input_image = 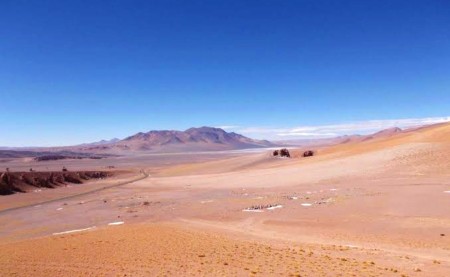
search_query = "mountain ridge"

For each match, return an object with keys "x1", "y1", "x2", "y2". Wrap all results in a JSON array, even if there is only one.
[{"x1": 79, "y1": 126, "x2": 274, "y2": 152}]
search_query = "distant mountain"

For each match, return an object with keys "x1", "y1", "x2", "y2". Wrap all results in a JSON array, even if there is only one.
[
  {"x1": 276, "y1": 127, "x2": 404, "y2": 147},
  {"x1": 339, "y1": 127, "x2": 403, "y2": 143},
  {"x1": 77, "y1": 127, "x2": 274, "y2": 152},
  {"x1": 77, "y1": 138, "x2": 120, "y2": 147},
  {"x1": 365, "y1": 127, "x2": 402, "y2": 140}
]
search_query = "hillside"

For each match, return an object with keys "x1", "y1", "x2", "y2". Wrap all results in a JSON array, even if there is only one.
[
  {"x1": 282, "y1": 122, "x2": 450, "y2": 177},
  {"x1": 318, "y1": 122, "x2": 450, "y2": 155}
]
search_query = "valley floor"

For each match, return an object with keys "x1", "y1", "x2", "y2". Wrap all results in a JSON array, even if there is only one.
[{"x1": 1, "y1": 125, "x2": 450, "y2": 276}]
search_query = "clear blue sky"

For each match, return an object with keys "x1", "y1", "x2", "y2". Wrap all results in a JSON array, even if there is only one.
[{"x1": 1, "y1": 0, "x2": 449, "y2": 146}]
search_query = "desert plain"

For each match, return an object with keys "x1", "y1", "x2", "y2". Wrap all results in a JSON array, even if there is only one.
[{"x1": 1, "y1": 123, "x2": 449, "y2": 276}]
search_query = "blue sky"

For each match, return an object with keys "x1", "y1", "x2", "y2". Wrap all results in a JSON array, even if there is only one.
[{"x1": 1, "y1": 0, "x2": 449, "y2": 146}]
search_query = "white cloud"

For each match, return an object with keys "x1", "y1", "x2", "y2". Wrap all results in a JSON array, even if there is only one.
[{"x1": 222, "y1": 116, "x2": 450, "y2": 140}]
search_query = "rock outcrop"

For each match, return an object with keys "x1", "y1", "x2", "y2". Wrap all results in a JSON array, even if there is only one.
[
  {"x1": 0, "y1": 171, "x2": 111, "y2": 195},
  {"x1": 273, "y1": 148, "x2": 291, "y2": 158}
]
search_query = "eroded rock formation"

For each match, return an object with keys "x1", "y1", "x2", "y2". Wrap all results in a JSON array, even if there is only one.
[{"x1": 0, "y1": 171, "x2": 111, "y2": 195}]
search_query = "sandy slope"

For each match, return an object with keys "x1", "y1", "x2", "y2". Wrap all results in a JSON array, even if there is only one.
[
  {"x1": 0, "y1": 123, "x2": 449, "y2": 276},
  {"x1": 0, "y1": 223, "x2": 416, "y2": 277}
]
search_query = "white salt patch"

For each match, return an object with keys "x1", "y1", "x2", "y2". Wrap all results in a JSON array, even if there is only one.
[
  {"x1": 267, "y1": 205, "x2": 283, "y2": 210},
  {"x1": 330, "y1": 188, "x2": 338, "y2": 191},
  {"x1": 56, "y1": 208, "x2": 63, "y2": 211},
  {"x1": 243, "y1": 209, "x2": 264, "y2": 213},
  {"x1": 34, "y1": 205, "x2": 41, "y2": 208},
  {"x1": 108, "y1": 221, "x2": 124, "y2": 226},
  {"x1": 301, "y1": 203, "x2": 312, "y2": 207},
  {"x1": 290, "y1": 196, "x2": 298, "y2": 200},
  {"x1": 306, "y1": 191, "x2": 312, "y2": 194},
  {"x1": 444, "y1": 191, "x2": 450, "y2": 193},
  {"x1": 53, "y1": 226, "x2": 96, "y2": 235},
  {"x1": 200, "y1": 200, "x2": 214, "y2": 204}
]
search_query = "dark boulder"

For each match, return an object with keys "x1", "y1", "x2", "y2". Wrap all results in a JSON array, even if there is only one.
[
  {"x1": 280, "y1": 148, "x2": 291, "y2": 157},
  {"x1": 273, "y1": 148, "x2": 290, "y2": 158},
  {"x1": 303, "y1": 150, "x2": 314, "y2": 157}
]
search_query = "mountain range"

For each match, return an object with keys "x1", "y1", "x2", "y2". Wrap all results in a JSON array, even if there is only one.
[
  {"x1": 277, "y1": 127, "x2": 404, "y2": 147},
  {"x1": 76, "y1": 126, "x2": 274, "y2": 153},
  {"x1": 0, "y1": 125, "x2": 431, "y2": 157}
]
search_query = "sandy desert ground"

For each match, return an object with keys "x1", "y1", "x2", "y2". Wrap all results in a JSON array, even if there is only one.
[{"x1": 1, "y1": 123, "x2": 450, "y2": 276}]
